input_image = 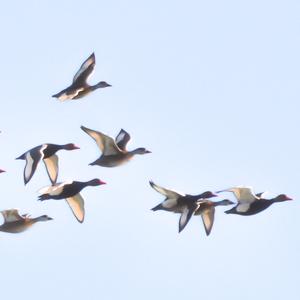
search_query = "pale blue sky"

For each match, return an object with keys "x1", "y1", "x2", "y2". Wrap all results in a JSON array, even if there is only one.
[{"x1": 0, "y1": 1, "x2": 299, "y2": 299}]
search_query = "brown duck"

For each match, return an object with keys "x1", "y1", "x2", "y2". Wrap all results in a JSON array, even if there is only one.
[
  {"x1": 0, "y1": 209, "x2": 52, "y2": 233},
  {"x1": 81, "y1": 126, "x2": 151, "y2": 167},
  {"x1": 52, "y1": 53, "x2": 111, "y2": 101}
]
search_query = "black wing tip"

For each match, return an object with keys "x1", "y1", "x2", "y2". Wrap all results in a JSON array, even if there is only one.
[{"x1": 149, "y1": 180, "x2": 155, "y2": 188}]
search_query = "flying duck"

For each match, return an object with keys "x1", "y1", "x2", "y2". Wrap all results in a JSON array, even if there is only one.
[
  {"x1": 0, "y1": 209, "x2": 52, "y2": 233},
  {"x1": 52, "y1": 53, "x2": 111, "y2": 101},
  {"x1": 38, "y1": 179, "x2": 106, "y2": 223},
  {"x1": 16, "y1": 143, "x2": 80, "y2": 185},
  {"x1": 81, "y1": 126, "x2": 151, "y2": 167},
  {"x1": 217, "y1": 186, "x2": 292, "y2": 216},
  {"x1": 149, "y1": 181, "x2": 219, "y2": 233}
]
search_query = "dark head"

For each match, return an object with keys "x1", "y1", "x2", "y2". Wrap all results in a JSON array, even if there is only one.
[
  {"x1": 132, "y1": 147, "x2": 152, "y2": 155},
  {"x1": 216, "y1": 199, "x2": 235, "y2": 206},
  {"x1": 273, "y1": 194, "x2": 293, "y2": 202},
  {"x1": 63, "y1": 143, "x2": 80, "y2": 151},
  {"x1": 96, "y1": 81, "x2": 112, "y2": 88},
  {"x1": 36, "y1": 215, "x2": 53, "y2": 222},
  {"x1": 199, "y1": 191, "x2": 218, "y2": 199},
  {"x1": 88, "y1": 178, "x2": 106, "y2": 186}
]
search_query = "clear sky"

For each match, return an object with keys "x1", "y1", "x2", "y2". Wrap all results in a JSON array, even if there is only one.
[{"x1": 0, "y1": 1, "x2": 299, "y2": 299}]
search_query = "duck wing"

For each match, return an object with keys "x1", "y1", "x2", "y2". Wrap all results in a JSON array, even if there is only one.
[
  {"x1": 81, "y1": 126, "x2": 121, "y2": 156},
  {"x1": 149, "y1": 181, "x2": 185, "y2": 199},
  {"x1": 200, "y1": 206, "x2": 215, "y2": 236},
  {"x1": 65, "y1": 193, "x2": 85, "y2": 223},
  {"x1": 38, "y1": 180, "x2": 73, "y2": 196},
  {"x1": 218, "y1": 187, "x2": 260, "y2": 213},
  {"x1": 23, "y1": 145, "x2": 47, "y2": 185},
  {"x1": 219, "y1": 187, "x2": 258, "y2": 203},
  {"x1": 178, "y1": 202, "x2": 199, "y2": 233},
  {"x1": 73, "y1": 53, "x2": 96, "y2": 85},
  {"x1": 1, "y1": 209, "x2": 24, "y2": 223},
  {"x1": 115, "y1": 129, "x2": 131, "y2": 151},
  {"x1": 43, "y1": 154, "x2": 59, "y2": 184}
]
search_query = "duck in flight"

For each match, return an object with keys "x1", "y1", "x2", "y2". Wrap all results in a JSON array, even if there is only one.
[
  {"x1": 16, "y1": 143, "x2": 80, "y2": 185},
  {"x1": 52, "y1": 53, "x2": 111, "y2": 101},
  {"x1": 38, "y1": 179, "x2": 106, "y2": 223},
  {"x1": 149, "y1": 181, "x2": 232, "y2": 234},
  {"x1": 217, "y1": 186, "x2": 292, "y2": 216},
  {"x1": 81, "y1": 126, "x2": 151, "y2": 167},
  {"x1": 0, "y1": 209, "x2": 52, "y2": 233}
]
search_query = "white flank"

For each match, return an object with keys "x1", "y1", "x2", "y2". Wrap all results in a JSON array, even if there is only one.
[
  {"x1": 25, "y1": 152, "x2": 34, "y2": 181},
  {"x1": 236, "y1": 203, "x2": 251, "y2": 213},
  {"x1": 38, "y1": 180, "x2": 73, "y2": 196}
]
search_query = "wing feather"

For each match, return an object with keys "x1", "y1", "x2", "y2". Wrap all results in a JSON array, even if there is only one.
[
  {"x1": 65, "y1": 194, "x2": 85, "y2": 223},
  {"x1": 81, "y1": 126, "x2": 120, "y2": 155}
]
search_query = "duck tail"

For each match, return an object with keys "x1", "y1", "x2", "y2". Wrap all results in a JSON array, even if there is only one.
[{"x1": 151, "y1": 203, "x2": 165, "y2": 211}]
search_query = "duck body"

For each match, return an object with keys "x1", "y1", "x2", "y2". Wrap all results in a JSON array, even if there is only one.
[
  {"x1": 225, "y1": 196, "x2": 291, "y2": 216},
  {"x1": 16, "y1": 143, "x2": 79, "y2": 185},
  {"x1": 81, "y1": 126, "x2": 151, "y2": 168},
  {"x1": 38, "y1": 179, "x2": 105, "y2": 200},
  {"x1": 38, "y1": 179, "x2": 106, "y2": 223},
  {"x1": 89, "y1": 152, "x2": 134, "y2": 168},
  {"x1": 52, "y1": 53, "x2": 111, "y2": 101},
  {"x1": 217, "y1": 187, "x2": 292, "y2": 216},
  {"x1": 0, "y1": 210, "x2": 52, "y2": 234}
]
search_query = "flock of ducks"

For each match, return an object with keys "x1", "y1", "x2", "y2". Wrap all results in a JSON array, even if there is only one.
[{"x1": 0, "y1": 53, "x2": 293, "y2": 236}]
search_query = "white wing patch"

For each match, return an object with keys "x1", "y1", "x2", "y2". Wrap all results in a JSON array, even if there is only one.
[
  {"x1": 24, "y1": 152, "x2": 34, "y2": 181},
  {"x1": 43, "y1": 154, "x2": 59, "y2": 184},
  {"x1": 38, "y1": 180, "x2": 73, "y2": 196},
  {"x1": 65, "y1": 194, "x2": 85, "y2": 223},
  {"x1": 222, "y1": 187, "x2": 257, "y2": 204}
]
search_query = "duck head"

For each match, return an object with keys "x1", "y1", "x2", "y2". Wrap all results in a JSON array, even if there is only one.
[
  {"x1": 273, "y1": 194, "x2": 293, "y2": 202},
  {"x1": 217, "y1": 199, "x2": 235, "y2": 206},
  {"x1": 36, "y1": 215, "x2": 53, "y2": 222},
  {"x1": 132, "y1": 148, "x2": 152, "y2": 155},
  {"x1": 88, "y1": 179, "x2": 107, "y2": 186},
  {"x1": 199, "y1": 191, "x2": 218, "y2": 199},
  {"x1": 64, "y1": 143, "x2": 80, "y2": 150},
  {"x1": 96, "y1": 81, "x2": 112, "y2": 88}
]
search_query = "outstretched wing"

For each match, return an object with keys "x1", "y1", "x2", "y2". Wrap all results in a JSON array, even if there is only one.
[
  {"x1": 178, "y1": 203, "x2": 199, "y2": 233},
  {"x1": 43, "y1": 154, "x2": 59, "y2": 184},
  {"x1": 65, "y1": 194, "x2": 85, "y2": 223},
  {"x1": 149, "y1": 181, "x2": 185, "y2": 199},
  {"x1": 23, "y1": 145, "x2": 46, "y2": 185},
  {"x1": 1, "y1": 209, "x2": 24, "y2": 223},
  {"x1": 200, "y1": 207, "x2": 215, "y2": 236},
  {"x1": 81, "y1": 125, "x2": 121, "y2": 155},
  {"x1": 115, "y1": 129, "x2": 131, "y2": 151},
  {"x1": 73, "y1": 53, "x2": 96, "y2": 84},
  {"x1": 219, "y1": 187, "x2": 257, "y2": 204}
]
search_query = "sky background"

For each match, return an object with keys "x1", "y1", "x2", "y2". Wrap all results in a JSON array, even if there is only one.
[{"x1": 0, "y1": 0, "x2": 299, "y2": 299}]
